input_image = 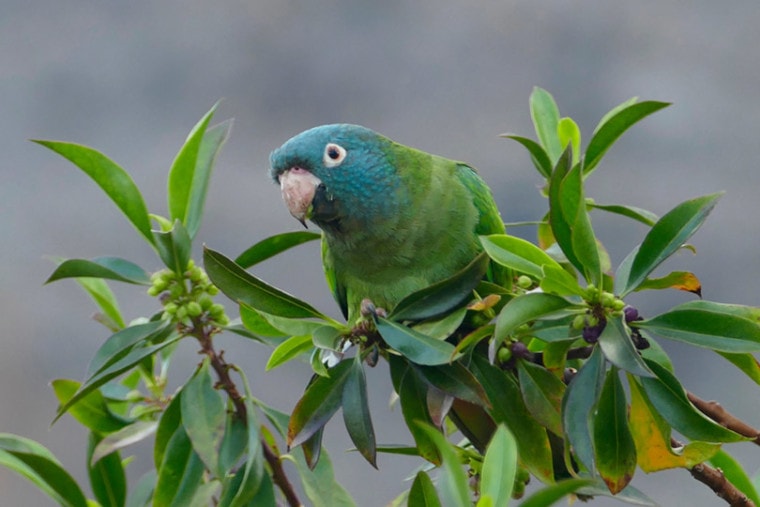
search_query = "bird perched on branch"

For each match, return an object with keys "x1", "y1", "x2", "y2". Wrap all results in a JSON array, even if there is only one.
[{"x1": 270, "y1": 124, "x2": 506, "y2": 322}]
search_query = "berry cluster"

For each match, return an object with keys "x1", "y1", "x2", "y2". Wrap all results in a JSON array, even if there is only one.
[{"x1": 147, "y1": 260, "x2": 229, "y2": 326}]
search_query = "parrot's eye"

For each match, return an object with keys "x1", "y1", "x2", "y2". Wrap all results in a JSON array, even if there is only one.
[{"x1": 323, "y1": 143, "x2": 347, "y2": 168}]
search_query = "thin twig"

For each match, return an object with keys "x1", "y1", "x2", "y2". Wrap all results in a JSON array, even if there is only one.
[
  {"x1": 192, "y1": 318, "x2": 302, "y2": 507},
  {"x1": 687, "y1": 391, "x2": 760, "y2": 445},
  {"x1": 689, "y1": 462, "x2": 755, "y2": 506}
]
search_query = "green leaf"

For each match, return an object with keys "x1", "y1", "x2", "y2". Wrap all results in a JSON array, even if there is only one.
[
  {"x1": 288, "y1": 359, "x2": 354, "y2": 448},
  {"x1": 188, "y1": 481, "x2": 221, "y2": 507},
  {"x1": 709, "y1": 450, "x2": 760, "y2": 506},
  {"x1": 235, "y1": 231, "x2": 321, "y2": 269},
  {"x1": 266, "y1": 334, "x2": 313, "y2": 370},
  {"x1": 494, "y1": 292, "x2": 577, "y2": 344},
  {"x1": 530, "y1": 87, "x2": 563, "y2": 163},
  {"x1": 598, "y1": 317, "x2": 653, "y2": 377},
  {"x1": 153, "y1": 220, "x2": 192, "y2": 274},
  {"x1": 561, "y1": 164, "x2": 601, "y2": 284},
  {"x1": 480, "y1": 425, "x2": 517, "y2": 506},
  {"x1": 717, "y1": 351, "x2": 760, "y2": 386},
  {"x1": 558, "y1": 116, "x2": 581, "y2": 165},
  {"x1": 501, "y1": 134, "x2": 552, "y2": 178},
  {"x1": 181, "y1": 358, "x2": 226, "y2": 476},
  {"x1": 155, "y1": 391, "x2": 183, "y2": 469},
  {"x1": 389, "y1": 252, "x2": 488, "y2": 321},
  {"x1": 518, "y1": 478, "x2": 596, "y2": 507},
  {"x1": 592, "y1": 97, "x2": 639, "y2": 134},
  {"x1": 470, "y1": 355, "x2": 553, "y2": 482},
  {"x1": 517, "y1": 360, "x2": 565, "y2": 436},
  {"x1": 547, "y1": 148, "x2": 584, "y2": 275},
  {"x1": 238, "y1": 304, "x2": 287, "y2": 338},
  {"x1": 390, "y1": 356, "x2": 440, "y2": 464},
  {"x1": 593, "y1": 367, "x2": 636, "y2": 494},
  {"x1": 588, "y1": 202, "x2": 658, "y2": 227},
  {"x1": 622, "y1": 193, "x2": 722, "y2": 295},
  {"x1": 635, "y1": 271, "x2": 702, "y2": 295},
  {"x1": 46, "y1": 257, "x2": 150, "y2": 285},
  {"x1": 88, "y1": 432, "x2": 127, "y2": 507},
  {"x1": 293, "y1": 447, "x2": 356, "y2": 507},
  {"x1": 51, "y1": 379, "x2": 131, "y2": 434},
  {"x1": 529, "y1": 315, "x2": 580, "y2": 343},
  {"x1": 376, "y1": 317, "x2": 458, "y2": 366},
  {"x1": 125, "y1": 470, "x2": 156, "y2": 507},
  {"x1": 0, "y1": 434, "x2": 88, "y2": 507},
  {"x1": 33, "y1": 140, "x2": 155, "y2": 247},
  {"x1": 167, "y1": 102, "x2": 219, "y2": 233},
  {"x1": 87, "y1": 320, "x2": 171, "y2": 377},
  {"x1": 184, "y1": 119, "x2": 233, "y2": 239},
  {"x1": 539, "y1": 264, "x2": 584, "y2": 297},
  {"x1": 74, "y1": 277, "x2": 125, "y2": 330},
  {"x1": 639, "y1": 359, "x2": 745, "y2": 442},
  {"x1": 584, "y1": 101, "x2": 671, "y2": 175},
  {"x1": 412, "y1": 307, "x2": 468, "y2": 341},
  {"x1": 408, "y1": 471, "x2": 442, "y2": 507},
  {"x1": 55, "y1": 333, "x2": 182, "y2": 424},
  {"x1": 153, "y1": 426, "x2": 205, "y2": 507},
  {"x1": 562, "y1": 346, "x2": 605, "y2": 473},
  {"x1": 91, "y1": 421, "x2": 158, "y2": 465},
  {"x1": 413, "y1": 362, "x2": 490, "y2": 408},
  {"x1": 204, "y1": 246, "x2": 328, "y2": 319},
  {"x1": 218, "y1": 416, "x2": 246, "y2": 476},
  {"x1": 635, "y1": 302, "x2": 760, "y2": 352},
  {"x1": 342, "y1": 356, "x2": 376, "y2": 467},
  {"x1": 418, "y1": 423, "x2": 471, "y2": 507},
  {"x1": 480, "y1": 234, "x2": 563, "y2": 279}
]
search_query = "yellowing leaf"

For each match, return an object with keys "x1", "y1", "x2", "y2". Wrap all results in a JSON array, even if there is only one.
[
  {"x1": 628, "y1": 375, "x2": 719, "y2": 472},
  {"x1": 637, "y1": 271, "x2": 702, "y2": 296}
]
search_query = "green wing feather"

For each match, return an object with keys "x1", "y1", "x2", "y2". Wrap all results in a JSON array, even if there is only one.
[{"x1": 321, "y1": 236, "x2": 348, "y2": 319}]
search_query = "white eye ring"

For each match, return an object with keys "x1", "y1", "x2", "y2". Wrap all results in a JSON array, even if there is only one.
[{"x1": 323, "y1": 143, "x2": 347, "y2": 167}]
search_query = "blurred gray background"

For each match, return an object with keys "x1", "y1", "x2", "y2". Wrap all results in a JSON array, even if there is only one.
[{"x1": 2, "y1": 1, "x2": 760, "y2": 505}]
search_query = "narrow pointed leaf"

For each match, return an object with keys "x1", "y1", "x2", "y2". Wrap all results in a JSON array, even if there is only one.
[
  {"x1": 635, "y1": 303, "x2": 760, "y2": 352},
  {"x1": 584, "y1": 101, "x2": 671, "y2": 175},
  {"x1": 182, "y1": 358, "x2": 226, "y2": 476},
  {"x1": 517, "y1": 360, "x2": 565, "y2": 436},
  {"x1": 125, "y1": 471, "x2": 156, "y2": 507},
  {"x1": 628, "y1": 376, "x2": 719, "y2": 472},
  {"x1": 561, "y1": 164, "x2": 601, "y2": 284},
  {"x1": 598, "y1": 317, "x2": 653, "y2": 377},
  {"x1": 530, "y1": 87, "x2": 563, "y2": 162},
  {"x1": 413, "y1": 362, "x2": 489, "y2": 408},
  {"x1": 501, "y1": 134, "x2": 552, "y2": 178},
  {"x1": 413, "y1": 306, "x2": 468, "y2": 341},
  {"x1": 562, "y1": 346, "x2": 605, "y2": 473},
  {"x1": 74, "y1": 277, "x2": 125, "y2": 330},
  {"x1": 539, "y1": 264, "x2": 584, "y2": 297},
  {"x1": 342, "y1": 356, "x2": 376, "y2": 467},
  {"x1": 266, "y1": 334, "x2": 313, "y2": 371},
  {"x1": 153, "y1": 220, "x2": 192, "y2": 273},
  {"x1": 471, "y1": 355, "x2": 553, "y2": 481},
  {"x1": 588, "y1": 202, "x2": 658, "y2": 226},
  {"x1": 288, "y1": 359, "x2": 353, "y2": 448},
  {"x1": 55, "y1": 333, "x2": 182, "y2": 423},
  {"x1": 408, "y1": 471, "x2": 442, "y2": 507},
  {"x1": 389, "y1": 252, "x2": 488, "y2": 321},
  {"x1": 91, "y1": 421, "x2": 158, "y2": 465},
  {"x1": 0, "y1": 434, "x2": 88, "y2": 507},
  {"x1": 167, "y1": 103, "x2": 218, "y2": 229},
  {"x1": 480, "y1": 234, "x2": 563, "y2": 279},
  {"x1": 46, "y1": 257, "x2": 150, "y2": 285},
  {"x1": 153, "y1": 426, "x2": 205, "y2": 507},
  {"x1": 709, "y1": 450, "x2": 760, "y2": 506},
  {"x1": 154, "y1": 391, "x2": 183, "y2": 469},
  {"x1": 639, "y1": 359, "x2": 745, "y2": 442},
  {"x1": 87, "y1": 320, "x2": 171, "y2": 377},
  {"x1": 593, "y1": 368, "x2": 636, "y2": 494},
  {"x1": 623, "y1": 193, "x2": 722, "y2": 295},
  {"x1": 376, "y1": 317, "x2": 458, "y2": 366},
  {"x1": 33, "y1": 140, "x2": 155, "y2": 246},
  {"x1": 548, "y1": 148, "x2": 584, "y2": 274},
  {"x1": 204, "y1": 246, "x2": 327, "y2": 319},
  {"x1": 52, "y1": 379, "x2": 131, "y2": 434},
  {"x1": 636, "y1": 271, "x2": 702, "y2": 296},
  {"x1": 519, "y1": 478, "x2": 596, "y2": 507},
  {"x1": 392, "y1": 358, "x2": 440, "y2": 464},
  {"x1": 185, "y1": 119, "x2": 232, "y2": 239},
  {"x1": 495, "y1": 292, "x2": 577, "y2": 343},
  {"x1": 88, "y1": 432, "x2": 127, "y2": 507},
  {"x1": 448, "y1": 399, "x2": 494, "y2": 452},
  {"x1": 418, "y1": 423, "x2": 471, "y2": 507},
  {"x1": 558, "y1": 116, "x2": 581, "y2": 164},
  {"x1": 235, "y1": 231, "x2": 321, "y2": 269},
  {"x1": 480, "y1": 425, "x2": 517, "y2": 506}
]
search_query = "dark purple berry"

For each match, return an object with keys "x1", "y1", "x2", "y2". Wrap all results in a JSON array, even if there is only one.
[
  {"x1": 510, "y1": 341, "x2": 530, "y2": 359},
  {"x1": 624, "y1": 305, "x2": 640, "y2": 323},
  {"x1": 582, "y1": 319, "x2": 607, "y2": 343}
]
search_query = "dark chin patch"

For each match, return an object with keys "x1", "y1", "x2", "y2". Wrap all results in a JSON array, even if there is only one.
[{"x1": 311, "y1": 183, "x2": 341, "y2": 227}]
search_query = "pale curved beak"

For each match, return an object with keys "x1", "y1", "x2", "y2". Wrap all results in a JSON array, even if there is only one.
[{"x1": 278, "y1": 167, "x2": 323, "y2": 227}]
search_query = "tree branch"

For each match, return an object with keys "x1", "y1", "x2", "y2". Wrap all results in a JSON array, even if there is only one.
[
  {"x1": 689, "y1": 462, "x2": 755, "y2": 507},
  {"x1": 193, "y1": 319, "x2": 302, "y2": 507},
  {"x1": 687, "y1": 391, "x2": 760, "y2": 445}
]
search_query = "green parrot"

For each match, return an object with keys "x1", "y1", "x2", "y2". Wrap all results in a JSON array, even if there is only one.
[{"x1": 269, "y1": 124, "x2": 506, "y2": 322}]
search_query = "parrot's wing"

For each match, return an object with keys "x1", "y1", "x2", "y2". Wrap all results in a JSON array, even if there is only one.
[
  {"x1": 321, "y1": 235, "x2": 349, "y2": 319},
  {"x1": 454, "y1": 163, "x2": 505, "y2": 236},
  {"x1": 455, "y1": 163, "x2": 509, "y2": 286}
]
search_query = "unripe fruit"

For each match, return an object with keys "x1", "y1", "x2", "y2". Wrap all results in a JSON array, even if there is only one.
[
  {"x1": 497, "y1": 346, "x2": 513, "y2": 363},
  {"x1": 517, "y1": 275, "x2": 533, "y2": 289},
  {"x1": 187, "y1": 301, "x2": 203, "y2": 317},
  {"x1": 572, "y1": 314, "x2": 586, "y2": 330}
]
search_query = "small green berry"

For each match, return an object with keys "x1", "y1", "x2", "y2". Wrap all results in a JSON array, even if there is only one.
[
  {"x1": 516, "y1": 275, "x2": 533, "y2": 289},
  {"x1": 176, "y1": 305, "x2": 188, "y2": 320},
  {"x1": 612, "y1": 298, "x2": 626, "y2": 311},
  {"x1": 187, "y1": 301, "x2": 203, "y2": 317},
  {"x1": 600, "y1": 292, "x2": 615, "y2": 308},
  {"x1": 199, "y1": 295, "x2": 214, "y2": 310},
  {"x1": 572, "y1": 314, "x2": 586, "y2": 330},
  {"x1": 210, "y1": 303, "x2": 225, "y2": 317},
  {"x1": 206, "y1": 285, "x2": 219, "y2": 296},
  {"x1": 497, "y1": 346, "x2": 513, "y2": 363},
  {"x1": 163, "y1": 302, "x2": 178, "y2": 315}
]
